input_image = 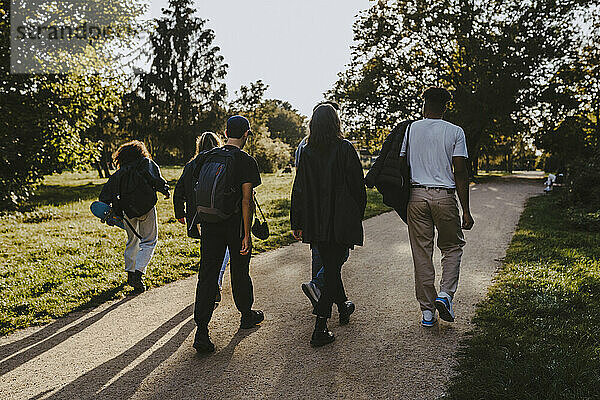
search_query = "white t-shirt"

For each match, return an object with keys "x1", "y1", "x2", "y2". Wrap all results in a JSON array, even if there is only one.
[{"x1": 399, "y1": 118, "x2": 468, "y2": 189}]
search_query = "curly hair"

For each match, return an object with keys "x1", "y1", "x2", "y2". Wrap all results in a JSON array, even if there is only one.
[{"x1": 113, "y1": 140, "x2": 151, "y2": 168}]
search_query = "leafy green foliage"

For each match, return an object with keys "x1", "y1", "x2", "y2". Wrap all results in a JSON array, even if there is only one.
[
  {"x1": 446, "y1": 194, "x2": 600, "y2": 400},
  {"x1": 331, "y1": 0, "x2": 597, "y2": 172}
]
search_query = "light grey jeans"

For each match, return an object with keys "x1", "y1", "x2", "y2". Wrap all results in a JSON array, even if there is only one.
[
  {"x1": 124, "y1": 207, "x2": 158, "y2": 274},
  {"x1": 407, "y1": 188, "x2": 466, "y2": 312}
]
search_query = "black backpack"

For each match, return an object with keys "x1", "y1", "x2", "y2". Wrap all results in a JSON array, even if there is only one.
[
  {"x1": 194, "y1": 147, "x2": 239, "y2": 223},
  {"x1": 117, "y1": 161, "x2": 157, "y2": 218}
]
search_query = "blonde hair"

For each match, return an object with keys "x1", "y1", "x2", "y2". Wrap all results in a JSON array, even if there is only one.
[{"x1": 195, "y1": 132, "x2": 222, "y2": 157}]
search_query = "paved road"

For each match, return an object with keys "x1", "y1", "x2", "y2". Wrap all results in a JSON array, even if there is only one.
[{"x1": 0, "y1": 177, "x2": 541, "y2": 400}]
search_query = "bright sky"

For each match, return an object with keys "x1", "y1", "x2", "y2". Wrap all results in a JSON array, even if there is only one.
[{"x1": 147, "y1": 0, "x2": 372, "y2": 116}]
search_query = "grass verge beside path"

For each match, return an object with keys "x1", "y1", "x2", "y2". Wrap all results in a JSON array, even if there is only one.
[
  {"x1": 0, "y1": 168, "x2": 391, "y2": 336},
  {"x1": 446, "y1": 194, "x2": 600, "y2": 400}
]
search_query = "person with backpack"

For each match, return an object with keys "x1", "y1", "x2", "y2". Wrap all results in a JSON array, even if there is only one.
[
  {"x1": 291, "y1": 104, "x2": 367, "y2": 347},
  {"x1": 180, "y1": 116, "x2": 264, "y2": 353},
  {"x1": 368, "y1": 87, "x2": 474, "y2": 327},
  {"x1": 99, "y1": 140, "x2": 170, "y2": 293},
  {"x1": 173, "y1": 132, "x2": 231, "y2": 307}
]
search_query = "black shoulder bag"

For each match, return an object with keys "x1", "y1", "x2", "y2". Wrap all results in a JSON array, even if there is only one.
[{"x1": 251, "y1": 194, "x2": 269, "y2": 240}]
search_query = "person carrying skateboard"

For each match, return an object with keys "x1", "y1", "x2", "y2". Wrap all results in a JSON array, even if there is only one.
[{"x1": 99, "y1": 140, "x2": 170, "y2": 293}]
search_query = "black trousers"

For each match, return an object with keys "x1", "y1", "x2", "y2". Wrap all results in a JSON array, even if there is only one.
[
  {"x1": 194, "y1": 217, "x2": 254, "y2": 331},
  {"x1": 313, "y1": 242, "x2": 349, "y2": 318}
]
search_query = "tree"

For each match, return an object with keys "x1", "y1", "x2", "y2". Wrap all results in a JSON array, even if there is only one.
[
  {"x1": 0, "y1": 0, "x2": 133, "y2": 208},
  {"x1": 331, "y1": 0, "x2": 597, "y2": 174},
  {"x1": 138, "y1": 0, "x2": 228, "y2": 161},
  {"x1": 230, "y1": 81, "x2": 294, "y2": 172}
]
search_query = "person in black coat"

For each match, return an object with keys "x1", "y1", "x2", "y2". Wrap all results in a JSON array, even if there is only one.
[{"x1": 291, "y1": 104, "x2": 367, "y2": 347}]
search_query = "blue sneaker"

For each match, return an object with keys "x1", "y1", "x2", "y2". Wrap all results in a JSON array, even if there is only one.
[
  {"x1": 435, "y1": 292, "x2": 455, "y2": 322},
  {"x1": 421, "y1": 310, "x2": 436, "y2": 327}
]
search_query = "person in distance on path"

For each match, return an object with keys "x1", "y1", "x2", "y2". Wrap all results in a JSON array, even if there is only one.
[
  {"x1": 398, "y1": 87, "x2": 474, "y2": 327},
  {"x1": 291, "y1": 104, "x2": 366, "y2": 347}
]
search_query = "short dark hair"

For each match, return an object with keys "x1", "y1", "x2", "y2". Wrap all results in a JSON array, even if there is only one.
[
  {"x1": 113, "y1": 140, "x2": 151, "y2": 168},
  {"x1": 422, "y1": 87, "x2": 452, "y2": 113},
  {"x1": 313, "y1": 100, "x2": 340, "y2": 112}
]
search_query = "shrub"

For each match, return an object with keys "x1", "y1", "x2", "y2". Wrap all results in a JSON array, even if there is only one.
[
  {"x1": 568, "y1": 152, "x2": 600, "y2": 212},
  {"x1": 247, "y1": 128, "x2": 292, "y2": 173}
]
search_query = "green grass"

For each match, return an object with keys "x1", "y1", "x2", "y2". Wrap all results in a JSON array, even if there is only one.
[
  {"x1": 445, "y1": 194, "x2": 600, "y2": 400},
  {"x1": 0, "y1": 168, "x2": 390, "y2": 336}
]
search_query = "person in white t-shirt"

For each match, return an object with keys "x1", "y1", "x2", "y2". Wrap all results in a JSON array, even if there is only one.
[{"x1": 398, "y1": 87, "x2": 474, "y2": 327}]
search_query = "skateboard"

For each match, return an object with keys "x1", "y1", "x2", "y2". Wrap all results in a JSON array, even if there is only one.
[{"x1": 90, "y1": 201, "x2": 126, "y2": 230}]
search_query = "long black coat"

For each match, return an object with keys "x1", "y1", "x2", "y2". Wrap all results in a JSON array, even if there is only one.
[{"x1": 291, "y1": 139, "x2": 367, "y2": 247}]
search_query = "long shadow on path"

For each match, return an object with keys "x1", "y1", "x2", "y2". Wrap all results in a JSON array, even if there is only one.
[
  {"x1": 42, "y1": 305, "x2": 195, "y2": 400},
  {"x1": 0, "y1": 294, "x2": 134, "y2": 376}
]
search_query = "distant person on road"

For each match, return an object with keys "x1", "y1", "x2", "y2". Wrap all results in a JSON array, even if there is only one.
[
  {"x1": 182, "y1": 116, "x2": 263, "y2": 353},
  {"x1": 397, "y1": 87, "x2": 474, "y2": 327},
  {"x1": 544, "y1": 173, "x2": 556, "y2": 193},
  {"x1": 291, "y1": 104, "x2": 366, "y2": 347},
  {"x1": 295, "y1": 101, "x2": 349, "y2": 310},
  {"x1": 99, "y1": 140, "x2": 170, "y2": 293},
  {"x1": 173, "y1": 132, "x2": 231, "y2": 308}
]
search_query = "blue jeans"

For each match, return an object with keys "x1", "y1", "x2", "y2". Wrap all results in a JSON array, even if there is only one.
[
  {"x1": 217, "y1": 247, "x2": 230, "y2": 288},
  {"x1": 310, "y1": 247, "x2": 349, "y2": 289}
]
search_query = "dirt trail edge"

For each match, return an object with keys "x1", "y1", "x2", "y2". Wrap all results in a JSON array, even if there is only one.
[{"x1": 0, "y1": 177, "x2": 540, "y2": 400}]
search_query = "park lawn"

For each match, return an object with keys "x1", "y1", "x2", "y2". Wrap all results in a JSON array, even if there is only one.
[
  {"x1": 445, "y1": 194, "x2": 600, "y2": 400},
  {"x1": 0, "y1": 168, "x2": 390, "y2": 336}
]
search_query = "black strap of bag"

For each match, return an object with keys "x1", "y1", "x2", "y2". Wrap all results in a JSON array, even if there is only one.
[{"x1": 117, "y1": 167, "x2": 143, "y2": 240}]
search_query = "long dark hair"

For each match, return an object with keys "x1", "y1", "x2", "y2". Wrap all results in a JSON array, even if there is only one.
[
  {"x1": 195, "y1": 132, "x2": 222, "y2": 157},
  {"x1": 307, "y1": 104, "x2": 343, "y2": 151},
  {"x1": 113, "y1": 140, "x2": 151, "y2": 168}
]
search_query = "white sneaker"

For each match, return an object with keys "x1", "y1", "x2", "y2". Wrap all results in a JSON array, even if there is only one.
[
  {"x1": 421, "y1": 310, "x2": 436, "y2": 327},
  {"x1": 435, "y1": 292, "x2": 455, "y2": 322}
]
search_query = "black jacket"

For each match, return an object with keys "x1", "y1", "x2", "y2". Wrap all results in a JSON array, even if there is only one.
[
  {"x1": 365, "y1": 120, "x2": 412, "y2": 223},
  {"x1": 291, "y1": 139, "x2": 367, "y2": 247},
  {"x1": 99, "y1": 157, "x2": 169, "y2": 211},
  {"x1": 173, "y1": 154, "x2": 203, "y2": 238}
]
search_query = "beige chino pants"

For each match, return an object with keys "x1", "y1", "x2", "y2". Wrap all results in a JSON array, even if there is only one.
[{"x1": 407, "y1": 187, "x2": 465, "y2": 312}]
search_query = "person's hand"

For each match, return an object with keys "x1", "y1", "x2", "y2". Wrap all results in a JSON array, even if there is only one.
[
  {"x1": 292, "y1": 230, "x2": 303, "y2": 241},
  {"x1": 462, "y1": 212, "x2": 474, "y2": 230},
  {"x1": 177, "y1": 217, "x2": 185, "y2": 225},
  {"x1": 240, "y1": 235, "x2": 252, "y2": 256}
]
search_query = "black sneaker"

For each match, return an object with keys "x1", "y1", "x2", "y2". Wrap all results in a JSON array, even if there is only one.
[
  {"x1": 126, "y1": 271, "x2": 134, "y2": 287},
  {"x1": 132, "y1": 270, "x2": 146, "y2": 293},
  {"x1": 301, "y1": 282, "x2": 320, "y2": 309},
  {"x1": 193, "y1": 329, "x2": 215, "y2": 353},
  {"x1": 240, "y1": 310, "x2": 264, "y2": 329},
  {"x1": 338, "y1": 301, "x2": 355, "y2": 325}
]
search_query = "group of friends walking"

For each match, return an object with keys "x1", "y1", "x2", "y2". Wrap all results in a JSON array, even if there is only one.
[{"x1": 98, "y1": 86, "x2": 474, "y2": 352}]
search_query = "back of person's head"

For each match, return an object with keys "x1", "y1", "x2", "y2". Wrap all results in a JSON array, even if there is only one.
[
  {"x1": 422, "y1": 86, "x2": 452, "y2": 115},
  {"x1": 308, "y1": 104, "x2": 343, "y2": 151},
  {"x1": 313, "y1": 100, "x2": 341, "y2": 113},
  {"x1": 195, "y1": 132, "x2": 222, "y2": 157},
  {"x1": 113, "y1": 140, "x2": 151, "y2": 168}
]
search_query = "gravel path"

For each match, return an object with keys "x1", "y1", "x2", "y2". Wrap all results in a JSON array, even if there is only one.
[{"x1": 0, "y1": 177, "x2": 541, "y2": 400}]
